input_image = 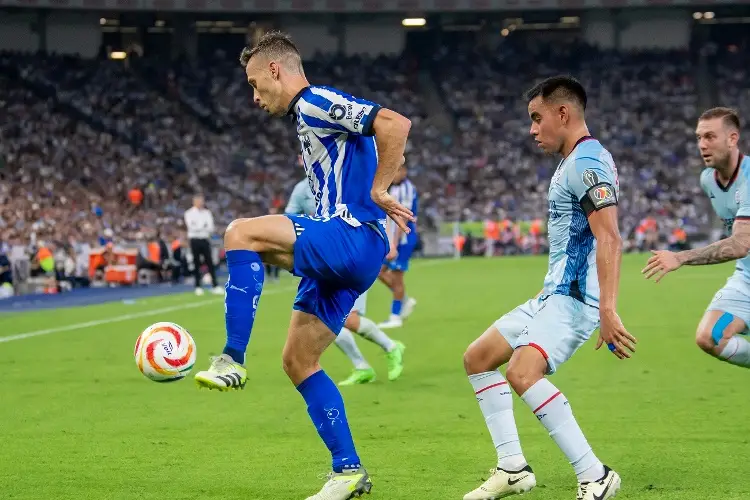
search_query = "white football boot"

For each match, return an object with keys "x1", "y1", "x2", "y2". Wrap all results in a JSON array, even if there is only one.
[
  {"x1": 305, "y1": 467, "x2": 372, "y2": 500},
  {"x1": 463, "y1": 465, "x2": 536, "y2": 500},
  {"x1": 576, "y1": 466, "x2": 621, "y2": 500}
]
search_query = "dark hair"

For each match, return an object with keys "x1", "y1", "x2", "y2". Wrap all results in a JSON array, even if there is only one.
[
  {"x1": 524, "y1": 75, "x2": 587, "y2": 110},
  {"x1": 699, "y1": 107, "x2": 741, "y2": 131},
  {"x1": 239, "y1": 30, "x2": 303, "y2": 72}
]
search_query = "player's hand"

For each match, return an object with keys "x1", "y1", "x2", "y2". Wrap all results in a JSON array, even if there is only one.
[
  {"x1": 596, "y1": 309, "x2": 637, "y2": 359},
  {"x1": 371, "y1": 190, "x2": 414, "y2": 234},
  {"x1": 386, "y1": 246, "x2": 398, "y2": 261},
  {"x1": 642, "y1": 250, "x2": 681, "y2": 283}
]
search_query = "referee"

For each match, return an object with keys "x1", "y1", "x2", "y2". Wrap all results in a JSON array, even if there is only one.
[{"x1": 184, "y1": 195, "x2": 221, "y2": 296}]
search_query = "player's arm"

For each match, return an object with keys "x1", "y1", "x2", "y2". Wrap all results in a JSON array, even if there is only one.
[
  {"x1": 371, "y1": 110, "x2": 414, "y2": 232},
  {"x1": 644, "y1": 173, "x2": 750, "y2": 280},
  {"x1": 206, "y1": 211, "x2": 216, "y2": 234},
  {"x1": 284, "y1": 183, "x2": 305, "y2": 215},
  {"x1": 573, "y1": 159, "x2": 636, "y2": 358}
]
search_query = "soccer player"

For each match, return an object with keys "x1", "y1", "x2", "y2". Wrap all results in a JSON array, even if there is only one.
[
  {"x1": 284, "y1": 166, "x2": 406, "y2": 386},
  {"x1": 378, "y1": 163, "x2": 419, "y2": 329},
  {"x1": 643, "y1": 107, "x2": 750, "y2": 369},
  {"x1": 335, "y1": 289, "x2": 406, "y2": 386},
  {"x1": 461, "y1": 76, "x2": 635, "y2": 500},
  {"x1": 193, "y1": 31, "x2": 414, "y2": 500}
]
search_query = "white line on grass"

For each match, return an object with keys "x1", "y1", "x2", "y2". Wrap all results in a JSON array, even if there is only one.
[
  {"x1": 0, "y1": 258, "x2": 454, "y2": 344},
  {"x1": 0, "y1": 286, "x2": 296, "y2": 344}
]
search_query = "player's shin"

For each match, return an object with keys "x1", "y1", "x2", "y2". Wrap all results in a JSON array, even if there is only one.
[
  {"x1": 521, "y1": 379, "x2": 605, "y2": 482},
  {"x1": 297, "y1": 370, "x2": 362, "y2": 472},
  {"x1": 335, "y1": 329, "x2": 372, "y2": 370},
  {"x1": 223, "y1": 250, "x2": 265, "y2": 364},
  {"x1": 469, "y1": 371, "x2": 527, "y2": 471},
  {"x1": 356, "y1": 317, "x2": 397, "y2": 352},
  {"x1": 718, "y1": 335, "x2": 750, "y2": 368}
]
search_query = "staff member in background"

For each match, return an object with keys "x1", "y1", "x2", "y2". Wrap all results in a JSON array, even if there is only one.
[{"x1": 184, "y1": 195, "x2": 222, "y2": 296}]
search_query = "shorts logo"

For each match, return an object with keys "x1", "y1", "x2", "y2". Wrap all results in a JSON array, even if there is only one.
[
  {"x1": 582, "y1": 169, "x2": 599, "y2": 188},
  {"x1": 328, "y1": 104, "x2": 346, "y2": 120}
]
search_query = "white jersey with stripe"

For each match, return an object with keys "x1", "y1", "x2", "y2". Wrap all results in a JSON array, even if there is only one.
[
  {"x1": 387, "y1": 178, "x2": 418, "y2": 245},
  {"x1": 700, "y1": 153, "x2": 750, "y2": 282},
  {"x1": 288, "y1": 85, "x2": 387, "y2": 230}
]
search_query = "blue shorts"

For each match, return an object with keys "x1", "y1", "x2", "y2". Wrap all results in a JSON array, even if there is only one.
[
  {"x1": 286, "y1": 214, "x2": 387, "y2": 335},
  {"x1": 385, "y1": 241, "x2": 416, "y2": 272}
]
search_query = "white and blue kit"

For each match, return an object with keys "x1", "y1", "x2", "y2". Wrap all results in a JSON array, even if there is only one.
[
  {"x1": 385, "y1": 179, "x2": 419, "y2": 271},
  {"x1": 701, "y1": 154, "x2": 750, "y2": 337},
  {"x1": 285, "y1": 175, "x2": 369, "y2": 318},
  {"x1": 285, "y1": 86, "x2": 388, "y2": 335},
  {"x1": 494, "y1": 137, "x2": 619, "y2": 374}
]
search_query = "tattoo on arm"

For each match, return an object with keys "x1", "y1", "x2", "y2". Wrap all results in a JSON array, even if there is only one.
[{"x1": 678, "y1": 221, "x2": 750, "y2": 266}]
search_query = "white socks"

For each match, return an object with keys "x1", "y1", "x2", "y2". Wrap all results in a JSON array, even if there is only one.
[
  {"x1": 356, "y1": 316, "x2": 397, "y2": 352},
  {"x1": 334, "y1": 329, "x2": 370, "y2": 370},
  {"x1": 469, "y1": 372, "x2": 527, "y2": 471},
  {"x1": 521, "y1": 378, "x2": 604, "y2": 483},
  {"x1": 719, "y1": 335, "x2": 750, "y2": 368}
]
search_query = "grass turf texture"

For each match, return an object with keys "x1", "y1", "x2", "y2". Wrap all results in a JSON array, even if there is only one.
[{"x1": 1, "y1": 254, "x2": 748, "y2": 500}]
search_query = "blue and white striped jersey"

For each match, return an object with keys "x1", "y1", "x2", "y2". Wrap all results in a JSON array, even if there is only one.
[
  {"x1": 388, "y1": 178, "x2": 418, "y2": 245},
  {"x1": 544, "y1": 137, "x2": 620, "y2": 308},
  {"x1": 700, "y1": 154, "x2": 750, "y2": 281},
  {"x1": 287, "y1": 86, "x2": 386, "y2": 229}
]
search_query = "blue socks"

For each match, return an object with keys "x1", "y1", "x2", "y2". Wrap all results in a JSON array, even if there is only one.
[
  {"x1": 223, "y1": 250, "x2": 264, "y2": 365},
  {"x1": 391, "y1": 299, "x2": 403, "y2": 316},
  {"x1": 297, "y1": 370, "x2": 361, "y2": 472}
]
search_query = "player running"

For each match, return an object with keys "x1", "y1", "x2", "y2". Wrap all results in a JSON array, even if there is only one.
[
  {"x1": 643, "y1": 107, "x2": 750, "y2": 369},
  {"x1": 335, "y1": 289, "x2": 406, "y2": 385},
  {"x1": 378, "y1": 163, "x2": 419, "y2": 329},
  {"x1": 284, "y1": 167, "x2": 406, "y2": 386},
  {"x1": 193, "y1": 31, "x2": 414, "y2": 500},
  {"x1": 461, "y1": 76, "x2": 634, "y2": 500}
]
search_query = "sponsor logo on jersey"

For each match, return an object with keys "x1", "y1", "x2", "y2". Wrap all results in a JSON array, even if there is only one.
[{"x1": 328, "y1": 104, "x2": 346, "y2": 120}]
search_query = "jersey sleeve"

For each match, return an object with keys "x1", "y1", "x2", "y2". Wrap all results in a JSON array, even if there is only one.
[
  {"x1": 568, "y1": 157, "x2": 618, "y2": 216},
  {"x1": 736, "y1": 176, "x2": 750, "y2": 219},
  {"x1": 285, "y1": 182, "x2": 310, "y2": 215},
  {"x1": 299, "y1": 87, "x2": 381, "y2": 136}
]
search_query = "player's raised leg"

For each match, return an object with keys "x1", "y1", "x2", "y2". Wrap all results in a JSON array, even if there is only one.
[
  {"x1": 462, "y1": 306, "x2": 536, "y2": 500},
  {"x1": 696, "y1": 308, "x2": 750, "y2": 367},
  {"x1": 195, "y1": 214, "x2": 296, "y2": 390}
]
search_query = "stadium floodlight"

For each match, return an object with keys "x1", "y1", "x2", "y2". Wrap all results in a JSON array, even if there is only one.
[
  {"x1": 704, "y1": 11, "x2": 715, "y2": 19},
  {"x1": 693, "y1": 12, "x2": 703, "y2": 19},
  {"x1": 501, "y1": 28, "x2": 510, "y2": 36},
  {"x1": 109, "y1": 51, "x2": 127, "y2": 60},
  {"x1": 100, "y1": 17, "x2": 107, "y2": 25},
  {"x1": 402, "y1": 18, "x2": 427, "y2": 27}
]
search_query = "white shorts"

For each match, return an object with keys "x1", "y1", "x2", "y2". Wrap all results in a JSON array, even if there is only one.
[
  {"x1": 707, "y1": 273, "x2": 750, "y2": 333},
  {"x1": 351, "y1": 290, "x2": 368, "y2": 315},
  {"x1": 493, "y1": 294, "x2": 600, "y2": 374}
]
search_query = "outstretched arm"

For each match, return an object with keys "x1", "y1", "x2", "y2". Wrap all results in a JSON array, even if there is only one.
[
  {"x1": 643, "y1": 220, "x2": 750, "y2": 282},
  {"x1": 677, "y1": 219, "x2": 750, "y2": 265}
]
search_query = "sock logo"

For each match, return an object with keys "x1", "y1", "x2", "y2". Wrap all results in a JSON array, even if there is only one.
[
  {"x1": 325, "y1": 407, "x2": 341, "y2": 422},
  {"x1": 252, "y1": 295, "x2": 259, "y2": 309},
  {"x1": 536, "y1": 413, "x2": 546, "y2": 421},
  {"x1": 229, "y1": 285, "x2": 249, "y2": 294},
  {"x1": 251, "y1": 263, "x2": 261, "y2": 272}
]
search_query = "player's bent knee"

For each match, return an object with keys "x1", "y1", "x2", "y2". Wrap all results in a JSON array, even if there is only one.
[{"x1": 695, "y1": 330, "x2": 716, "y2": 353}]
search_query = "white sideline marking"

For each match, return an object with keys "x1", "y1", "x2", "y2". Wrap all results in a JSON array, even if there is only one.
[
  {"x1": 0, "y1": 258, "x2": 453, "y2": 344},
  {"x1": 0, "y1": 287, "x2": 296, "y2": 344}
]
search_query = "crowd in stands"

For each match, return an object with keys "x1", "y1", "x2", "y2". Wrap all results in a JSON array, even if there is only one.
[{"x1": 1, "y1": 35, "x2": 746, "y2": 294}]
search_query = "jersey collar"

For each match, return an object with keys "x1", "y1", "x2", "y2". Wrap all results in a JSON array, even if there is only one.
[
  {"x1": 714, "y1": 152, "x2": 743, "y2": 192},
  {"x1": 286, "y1": 87, "x2": 309, "y2": 116},
  {"x1": 563, "y1": 136, "x2": 595, "y2": 161}
]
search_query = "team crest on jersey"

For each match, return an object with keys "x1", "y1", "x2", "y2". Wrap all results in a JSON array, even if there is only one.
[{"x1": 582, "y1": 169, "x2": 599, "y2": 188}]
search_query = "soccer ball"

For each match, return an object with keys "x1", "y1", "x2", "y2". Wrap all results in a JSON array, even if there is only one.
[{"x1": 134, "y1": 322, "x2": 197, "y2": 382}]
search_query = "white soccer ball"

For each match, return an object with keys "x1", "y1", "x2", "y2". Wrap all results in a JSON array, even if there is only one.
[{"x1": 134, "y1": 322, "x2": 197, "y2": 382}]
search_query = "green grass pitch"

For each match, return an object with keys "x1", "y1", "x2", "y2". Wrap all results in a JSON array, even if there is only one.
[{"x1": 1, "y1": 254, "x2": 749, "y2": 499}]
